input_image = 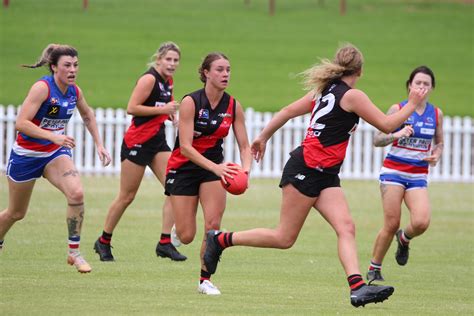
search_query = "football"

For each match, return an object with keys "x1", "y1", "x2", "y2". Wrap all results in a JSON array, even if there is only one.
[{"x1": 221, "y1": 164, "x2": 248, "y2": 195}]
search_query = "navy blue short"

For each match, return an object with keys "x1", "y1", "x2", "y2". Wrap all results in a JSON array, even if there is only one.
[
  {"x1": 165, "y1": 167, "x2": 220, "y2": 196},
  {"x1": 279, "y1": 153, "x2": 340, "y2": 198},
  {"x1": 121, "y1": 135, "x2": 170, "y2": 166},
  {"x1": 6, "y1": 148, "x2": 72, "y2": 182}
]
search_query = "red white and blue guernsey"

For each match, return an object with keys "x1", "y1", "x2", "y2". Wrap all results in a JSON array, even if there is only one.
[
  {"x1": 7, "y1": 75, "x2": 77, "y2": 182},
  {"x1": 380, "y1": 100, "x2": 439, "y2": 189}
]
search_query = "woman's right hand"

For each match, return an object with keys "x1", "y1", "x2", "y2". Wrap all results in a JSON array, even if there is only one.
[
  {"x1": 407, "y1": 87, "x2": 428, "y2": 106},
  {"x1": 215, "y1": 162, "x2": 240, "y2": 184},
  {"x1": 162, "y1": 101, "x2": 179, "y2": 115},
  {"x1": 251, "y1": 136, "x2": 267, "y2": 163}
]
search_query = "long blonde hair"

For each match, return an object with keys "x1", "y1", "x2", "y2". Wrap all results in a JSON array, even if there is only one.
[
  {"x1": 147, "y1": 41, "x2": 181, "y2": 68},
  {"x1": 302, "y1": 43, "x2": 363, "y2": 94},
  {"x1": 21, "y1": 44, "x2": 78, "y2": 74}
]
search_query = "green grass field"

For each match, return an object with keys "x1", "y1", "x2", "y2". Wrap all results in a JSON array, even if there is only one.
[
  {"x1": 1, "y1": 0, "x2": 473, "y2": 116},
  {"x1": 0, "y1": 177, "x2": 472, "y2": 315}
]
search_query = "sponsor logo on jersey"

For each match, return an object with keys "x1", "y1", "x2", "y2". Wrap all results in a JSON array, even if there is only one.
[
  {"x1": 67, "y1": 108, "x2": 75, "y2": 115},
  {"x1": 211, "y1": 120, "x2": 217, "y2": 125},
  {"x1": 61, "y1": 101, "x2": 69, "y2": 108},
  {"x1": 48, "y1": 105, "x2": 60, "y2": 117},
  {"x1": 39, "y1": 118, "x2": 69, "y2": 130},
  {"x1": 199, "y1": 109, "x2": 209, "y2": 119},
  {"x1": 196, "y1": 120, "x2": 208, "y2": 126},
  {"x1": 218, "y1": 113, "x2": 232, "y2": 118},
  {"x1": 50, "y1": 97, "x2": 59, "y2": 105},
  {"x1": 155, "y1": 101, "x2": 165, "y2": 107},
  {"x1": 397, "y1": 137, "x2": 431, "y2": 150},
  {"x1": 420, "y1": 128, "x2": 435, "y2": 136},
  {"x1": 415, "y1": 122, "x2": 424, "y2": 127}
]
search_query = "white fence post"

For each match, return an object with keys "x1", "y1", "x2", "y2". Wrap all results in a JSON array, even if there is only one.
[{"x1": 0, "y1": 104, "x2": 472, "y2": 182}]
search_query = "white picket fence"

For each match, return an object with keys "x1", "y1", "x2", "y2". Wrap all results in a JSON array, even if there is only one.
[{"x1": 0, "y1": 104, "x2": 473, "y2": 182}]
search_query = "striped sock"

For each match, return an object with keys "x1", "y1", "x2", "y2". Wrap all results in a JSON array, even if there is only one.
[
  {"x1": 216, "y1": 232, "x2": 234, "y2": 249},
  {"x1": 159, "y1": 233, "x2": 171, "y2": 245},
  {"x1": 200, "y1": 269, "x2": 211, "y2": 284},
  {"x1": 99, "y1": 231, "x2": 112, "y2": 245},
  {"x1": 400, "y1": 230, "x2": 412, "y2": 245},
  {"x1": 348, "y1": 274, "x2": 366, "y2": 291},
  {"x1": 68, "y1": 235, "x2": 81, "y2": 256},
  {"x1": 369, "y1": 261, "x2": 382, "y2": 271}
]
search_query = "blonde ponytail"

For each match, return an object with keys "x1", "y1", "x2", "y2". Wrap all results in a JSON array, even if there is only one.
[{"x1": 301, "y1": 43, "x2": 363, "y2": 94}]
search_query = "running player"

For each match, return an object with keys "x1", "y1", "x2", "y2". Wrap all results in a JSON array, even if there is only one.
[
  {"x1": 94, "y1": 42, "x2": 186, "y2": 262},
  {"x1": 0, "y1": 44, "x2": 111, "y2": 273},
  {"x1": 367, "y1": 66, "x2": 443, "y2": 282},
  {"x1": 165, "y1": 52, "x2": 252, "y2": 295},
  {"x1": 203, "y1": 44, "x2": 428, "y2": 307}
]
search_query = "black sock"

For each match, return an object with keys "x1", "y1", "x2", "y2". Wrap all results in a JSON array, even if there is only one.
[
  {"x1": 348, "y1": 274, "x2": 366, "y2": 291},
  {"x1": 200, "y1": 269, "x2": 211, "y2": 283},
  {"x1": 159, "y1": 233, "x2": 171, "y2": 245},
  {"x1": 100, "y1": 231, "x2": 112, "y2": 244}
]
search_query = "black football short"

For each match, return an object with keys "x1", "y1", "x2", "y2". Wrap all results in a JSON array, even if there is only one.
[
  {"x1": 121, "y1": 136, "x2": 171, "y2": 166},
  {"x1": 165, "y1": 167, "x2": 220, "y2": 196},
  {"x1": 279, "y1": 154, "x2": 341, "y2": 198}
]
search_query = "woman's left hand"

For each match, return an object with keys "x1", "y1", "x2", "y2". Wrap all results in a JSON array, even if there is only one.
[
  {"x1": 423, "y1": 154, "x2": 440, "y2": 166},
  {"x1": 97, "y1": 145, "x2": 112, "y2": 166}
]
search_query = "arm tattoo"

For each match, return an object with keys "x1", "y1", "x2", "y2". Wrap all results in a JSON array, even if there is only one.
[
  {"x1": 63, "y1": 169, "x2": 79, "y2": 177},
  {"x1": 374, "y1": 133, "x2": 394, "y2": 147},
  {"x1": 83, "y1": 117, "x2": 91, "y2": 126}
]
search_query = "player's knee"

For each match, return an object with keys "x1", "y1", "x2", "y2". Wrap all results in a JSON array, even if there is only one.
[
  {"x1": 337, "y1": 220, "x2": 356, "y2": 238},
  {"x1": 204, "y1": 219, "x2": 221, "y2": 233},
  {"x1": 120, "y1": 192, "x2": 137, "y2": 206},
  {"x1": 67, "y1": 187, "x2": 84, "y2": 204},
  {"x1": 413, "y1": 218, "x2": 430, "y2": 233},
  {"x1": 178, "y1": 232, "x2": 194, "y2": 245},
  {"x1": 277, "y1": 236, "x2": 296, "y2": 249},
  {"x1": 385, "y1": 219, "x2": 401, "y2": 235},
  {"x1": 7, "y1": 209, "x2": 27, "y2": 222}
]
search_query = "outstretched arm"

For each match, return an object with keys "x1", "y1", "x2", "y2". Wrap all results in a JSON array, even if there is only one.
[
  {"x1": 373, "y1": 104, "x2": 414, "y2": 147},
  {"x1": 341, "y1": 88, "x2": 428, "y2": 134},
  {"x1": 251, "y1": 91, "x2": 314, "y2": 162}
]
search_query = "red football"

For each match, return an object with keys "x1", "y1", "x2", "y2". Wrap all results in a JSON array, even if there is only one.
[{"x1": 221, "y1": 165, "x2": 248, "y2": 195}]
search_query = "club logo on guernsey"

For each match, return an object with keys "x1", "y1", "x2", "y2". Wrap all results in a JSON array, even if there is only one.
[
  {"x1": 50, "y1": 97, "x2": 59, "y2": 105},
  {"x1": 199, "y1": 109, "x2": 209, "y2": 119}
]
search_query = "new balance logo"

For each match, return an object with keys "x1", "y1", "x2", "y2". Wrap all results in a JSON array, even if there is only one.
[{"x1": 295, "y1": 173, "x2": 305, "y2": 180}]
